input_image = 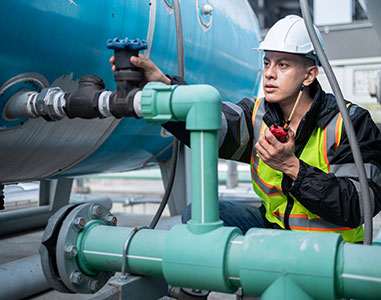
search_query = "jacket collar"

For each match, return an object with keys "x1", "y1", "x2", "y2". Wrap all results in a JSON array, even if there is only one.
[{"x1": 262, "y1": 80, "x2": 339, "y2": 155}]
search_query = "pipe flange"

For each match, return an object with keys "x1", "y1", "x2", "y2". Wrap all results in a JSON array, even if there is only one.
[
  {"x1": 40, "y1": 203, "x2": 80, "y2": 293},
  {"x1": 55, "y1": 203, "x2": 116, "y2": 293}
]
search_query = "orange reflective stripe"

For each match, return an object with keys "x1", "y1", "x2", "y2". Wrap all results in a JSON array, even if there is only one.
[
  {"x1": 290, "y1": 226, "x2": 353, "y2": 232},
  {"x1": 251, "y1": 166, "x2": 282, "y2": 191},
  {"x1": 334, "y1": 113, "x2": 342, "y2": 149},
  {"x1": 251, "y1": 175, "x2": 282, "y2": 197},
  {"x1": 274, "y1": 211, "x2": 354, "y2": 231},
  {"x1": 251, "y1": 164, "x2": 282, "y2": 191},
  {"x1": 251, "y1": 98, "x2": 262, "y2": 127}
]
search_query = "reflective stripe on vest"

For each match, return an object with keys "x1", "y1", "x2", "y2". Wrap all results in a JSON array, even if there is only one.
[
  {"x1": 250, "y1": 98, "x2": 283, "y2": 197},
  {"x1": 250, "y1": 99, "x2": 363, "y2": 242},
  {"x1": 273, "y1": 211, "x2": 353, "y2": 231}
]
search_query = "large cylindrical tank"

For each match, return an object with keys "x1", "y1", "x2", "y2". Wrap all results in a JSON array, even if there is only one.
[{"x1": 0, "y1": 0, "x2": 262, "y2": 183}]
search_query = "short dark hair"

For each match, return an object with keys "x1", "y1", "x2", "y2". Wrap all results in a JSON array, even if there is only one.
[{"x1": 301, "y1": 55, "x2": 316, "y2": 68}]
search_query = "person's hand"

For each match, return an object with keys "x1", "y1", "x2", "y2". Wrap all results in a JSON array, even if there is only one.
[
  {"x1": 255, "y1": 127, "x2": 299, "y2": 180},
  {"x1": 109, "y1": 54, "x2": 171, "y2": 85}
]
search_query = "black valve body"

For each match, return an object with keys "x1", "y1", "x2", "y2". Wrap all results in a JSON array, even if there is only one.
[{"x1": 64, "y1": 75, "x2": 105, "y2": 119}]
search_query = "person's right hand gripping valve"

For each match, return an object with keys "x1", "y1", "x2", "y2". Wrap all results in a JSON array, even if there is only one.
[{"x1": 110, "y1": 54, "x2": 171, "y2": 86}]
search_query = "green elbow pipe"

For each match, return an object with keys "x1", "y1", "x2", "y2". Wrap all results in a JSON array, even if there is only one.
[
  {"x1": 141, "y1": 82, "x2": 222, "y2": 230},
  {"x1": 141, "y1": 82, "x2": 221, "y2": 131}
]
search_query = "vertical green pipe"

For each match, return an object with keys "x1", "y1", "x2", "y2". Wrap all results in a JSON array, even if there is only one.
[
  {"x1": 189, "y1": 130, "x2": 219, "y2": 224},
  {"x1": 339, "y1": 243, "x2": 381, "y2": 299}
]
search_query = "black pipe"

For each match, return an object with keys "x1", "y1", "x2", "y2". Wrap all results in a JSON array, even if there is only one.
[{"x1": 149, "y1": 0, "x2": 183, "y2": 229}]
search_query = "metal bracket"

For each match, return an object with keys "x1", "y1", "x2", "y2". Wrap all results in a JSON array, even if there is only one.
[
  {"x1": 120, "y1": 226, "x2": 149, "y2": 280},
  {"x1": 109, "y1": 275, "x2": 168, "y2": 300}
]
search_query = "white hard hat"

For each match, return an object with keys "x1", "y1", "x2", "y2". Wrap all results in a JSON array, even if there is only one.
[{"x1": 255, "y1": 15, "x2": 323, "y2": 65}]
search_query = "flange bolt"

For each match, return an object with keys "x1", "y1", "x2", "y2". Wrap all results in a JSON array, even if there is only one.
[
  {"x1": 91, "y1": 205, "x2": 102, "y2": 218},
  {"x1": 71, "y1": 272, "x2": 84, "y2": 286},
  {"x1": 89, "y1": 280, "x2": 100, "y2": 293},
  {"x1": 64, "y1": 245, "x2": 78, "y2": 259},
  {"x1": 106, "y1": 214, "x2": 117, "y2": 226},
  {"x1": 73, "y1": 217, "x2": 85, "y2": 230}
]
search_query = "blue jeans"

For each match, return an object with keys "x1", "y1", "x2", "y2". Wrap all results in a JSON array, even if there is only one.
[{"x1": 181, "y1": 200, "x2": 267, "y2": 234}]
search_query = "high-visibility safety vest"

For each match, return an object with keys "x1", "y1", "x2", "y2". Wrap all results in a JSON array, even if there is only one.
[{"x1": 250, "y1": 98, "x2": 364, "y2": 243}]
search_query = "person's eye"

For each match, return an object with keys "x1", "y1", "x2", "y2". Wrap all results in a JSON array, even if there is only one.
[
  {"x1": 279, "y1": 62, "x2": 288, "y2": 68},
  {"x1": 263, "y1": 61, "x2": 270, "y2": 67}
]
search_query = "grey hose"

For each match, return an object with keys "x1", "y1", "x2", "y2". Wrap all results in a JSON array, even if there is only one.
[
  {"x1": 300, "y1": 0, "x2": 373, "y2": 244},
  {"x1": 173, "y1": 0, "x2": 185, "y2": 78},
  {"x1": 150, "y1": 0, "x2": 184, "y2": 229}
]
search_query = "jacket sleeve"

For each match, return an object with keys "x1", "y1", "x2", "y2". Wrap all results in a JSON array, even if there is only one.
[
  {"x1": 162, "y1": 76, "x2": 256, "y2": 164},
  {"x1": 283, "y1": 105, "x2": 381, "y2": 228}
]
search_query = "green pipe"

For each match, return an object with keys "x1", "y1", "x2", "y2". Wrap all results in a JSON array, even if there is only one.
[
  {"x1": 239, "y1": 229, "x2": 340, "y2": 300},
  {"x1": 70, "y1": 82, "x2": 381, "y2": 299},
  {"x1": 142, "y1": 82, "x2": 222, "y2": 232},
  {"x1": 225, "y1": 235, "x2": 244, "y2": 288},
  {"x1": 78, "y1": 225, "x2": 167, "y2": 277},
  {"x1": 188, "y1": 130, "x2": 219, "y2": 225},
  {"x1": 339, "y1": 243, "x2": 381, "y2": 299},
  {"x1": 76, "y1": 223, "x2": 381, "y2": 299},
  {"x1": 162, "y1": 224, "x2": 240, "y2": 293}
]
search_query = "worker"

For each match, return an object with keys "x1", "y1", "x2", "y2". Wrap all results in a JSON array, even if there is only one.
[{"x1": 111, "y1": 15, "x2": 381, "y2": 243}]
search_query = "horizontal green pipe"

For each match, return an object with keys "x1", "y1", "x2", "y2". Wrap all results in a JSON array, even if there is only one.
[
  {"x1": 78, "y1": 225, "x2": 167, "y2": 277},
  {"x1": 340, "y1": 243, "x2": 381, "y2": 299},
  {"x1": 162, "y1": 224, "x2": 240, "y2": 293},
  {"x1": 75, "y1": 223, "x2": 381, "y2": 299},
  {"x1": 225, "y1": 235, "x2": 244, "y2": 288},
  {"x1": 239, "y1": 229, "x2": 340, "y2": 299}
]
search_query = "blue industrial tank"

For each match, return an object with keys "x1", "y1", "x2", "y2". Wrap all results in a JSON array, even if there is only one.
[{"x1": 0, "y1": 0, "x2": 262, "y2": 183}]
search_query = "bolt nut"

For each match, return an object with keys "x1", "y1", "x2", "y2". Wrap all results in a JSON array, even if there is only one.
[
  {"x1": 91, "y1": 205, "x2": 102, "y2": 218},
  {"x1": 202, "y1": 4, "x2": 213, "y2": 16},
  {"x1": 64, "y1": 245, "x2": 78, "y2": 258},
  {"x1": 106, "y1": 214, "x2": 117, "y2": 226},
  {"x1": 71, "y1": 272, "x2": 84, "y2": 285},
  {"x1": 89, "y1": 280, "x2": 100, "y2": 293},
  {"x1": 73, "y1": 217, "x2": 85, "y2": 230}
]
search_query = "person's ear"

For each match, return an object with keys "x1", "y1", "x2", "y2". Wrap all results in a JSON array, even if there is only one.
[{"x1": 303, "y1": 66, "x2": 318, "y2": 87}]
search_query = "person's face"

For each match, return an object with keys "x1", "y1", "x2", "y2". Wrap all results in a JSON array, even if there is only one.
[{"x1": 262, "y1": 51, "x2": 309, "y2": 104}]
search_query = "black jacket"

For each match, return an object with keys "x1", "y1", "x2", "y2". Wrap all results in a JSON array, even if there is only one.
[{"x1": 164, "y1": 76, "x2": 381, "y2": 229}]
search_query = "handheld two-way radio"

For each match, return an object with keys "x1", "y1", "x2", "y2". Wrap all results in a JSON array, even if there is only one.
[{"x1": 268, "y1": 85, "x2": 305, "y2": 143}]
